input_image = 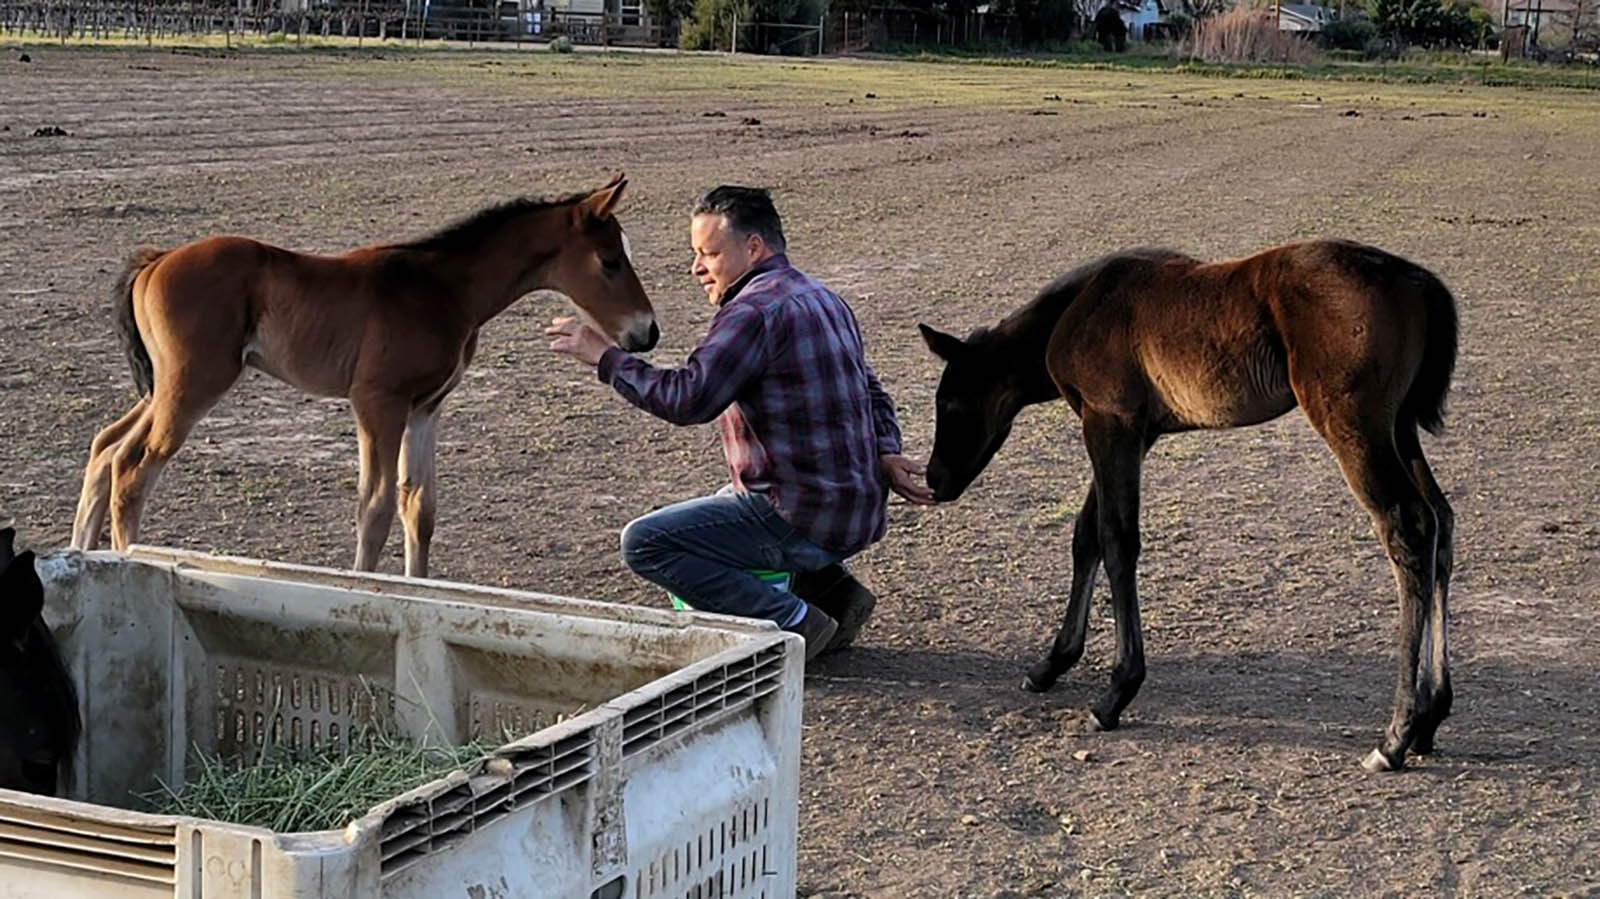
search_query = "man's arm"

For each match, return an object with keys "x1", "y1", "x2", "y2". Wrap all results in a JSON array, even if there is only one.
[
  {"x1": 864, "y1": 362, "x2": 903, "y2": 456},
  {"x1": 863, "y1": 362, "x2": 936, "y2": 505},
  {"x1": 549, "y1": 306, "x2": 767, "y2": 426}
]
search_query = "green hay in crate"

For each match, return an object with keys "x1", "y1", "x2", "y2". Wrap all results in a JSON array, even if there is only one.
[
  {"x1": 146, "y1": 735, "x2": 493, "y2": 833},
  {"x1": 669, "y1": 569, "x2": 792, "y2": 611}
]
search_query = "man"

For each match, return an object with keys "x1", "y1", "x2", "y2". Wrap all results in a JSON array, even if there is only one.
[{"x1": 547, "y1": 185, "x2": 933, "y2": 661}]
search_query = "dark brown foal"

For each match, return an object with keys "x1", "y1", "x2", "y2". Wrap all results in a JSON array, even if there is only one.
[{"x1": 920, "y1": 238, "x2": 1457, "y2": 771}]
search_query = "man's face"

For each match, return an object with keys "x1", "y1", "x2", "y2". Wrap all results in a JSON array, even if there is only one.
[{"x1": 690, "y1": 213, "x2": 768, "y2": 306}]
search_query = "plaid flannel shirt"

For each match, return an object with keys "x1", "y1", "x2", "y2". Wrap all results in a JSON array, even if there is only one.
[{"x1": 597, "y1": 255, "x2": 902, "y2": 554}]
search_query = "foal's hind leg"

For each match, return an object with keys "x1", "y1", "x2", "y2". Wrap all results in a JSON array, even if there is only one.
[
  {"x1": 1305, "y1": 400, "x2": 1438, "y2": 772},
  {"x1": 397, "y1": 406, "x2": 440, "y2": 579},
  {"x1": 72, "y1": 398, "x2": 149, "y2": 550},
  {"x1": 351, "y1": 391, "x2": 409, "y2": 573},
  {"x1": 109, "y1": 387, "x2": 233, "y2": 551},
  {"x1": 1396, "y1": 422, "x2": 1454, "y2": 756},
  {"x1": 1025, "y1": 486, "x2": 1101, "y2": 694}
]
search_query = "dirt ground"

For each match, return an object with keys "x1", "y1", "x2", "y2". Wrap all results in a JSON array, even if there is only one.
[{"x1": 3, "y1": 46, "x2": 1598, "y2": 897}]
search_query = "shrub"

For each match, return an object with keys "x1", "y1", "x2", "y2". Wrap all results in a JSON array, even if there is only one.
[
  {"x1": 1371, "y1": 0, "x2": 1485, "y2": 48},
  {"x1": 1184, "y1": 3, "x2": 1318, "y2": 64},
  {"x1": 1320, "y1": 14, "x2": 1376, "y2": 51},
  {"x1": 550, "y1": 34, "x2": 575, "y2": 52},
  {"x1": 678, "y1": 0, "x2": 736, "y2": 49}
]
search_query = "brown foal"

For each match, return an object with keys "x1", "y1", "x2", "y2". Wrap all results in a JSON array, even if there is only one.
[
  {"x1": 72, "y1": 173, "x2": 658, "y2": 578},
  {"x1": 920, "y1": 238, "x2": 1458, "y2": 772}
]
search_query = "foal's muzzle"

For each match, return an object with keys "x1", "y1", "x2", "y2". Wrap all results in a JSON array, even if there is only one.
[
  {"x1": 926, "y1": 459, "x2": 967, "y2": 503},
  {"x1": 619, "y1": 318, "x2": 660, "y2": 353}
]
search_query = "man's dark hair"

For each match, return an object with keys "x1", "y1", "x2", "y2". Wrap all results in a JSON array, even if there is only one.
[{"x1": 694, "y1": 185, "x2": 787, "y2": 254}]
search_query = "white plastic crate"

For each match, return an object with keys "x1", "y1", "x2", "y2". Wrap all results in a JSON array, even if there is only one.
[{"x1": 0, "y1": 547, "x2": 803, "y2": 899}]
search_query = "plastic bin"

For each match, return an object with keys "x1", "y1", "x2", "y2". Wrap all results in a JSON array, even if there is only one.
[{"x1": 0, "y1": 547, "x2": 803, "y2": 898}]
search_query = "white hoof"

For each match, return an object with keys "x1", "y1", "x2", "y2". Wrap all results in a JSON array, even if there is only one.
[{"x1": 1361, "y1": 748, "x2": 1399, "y2": 772}]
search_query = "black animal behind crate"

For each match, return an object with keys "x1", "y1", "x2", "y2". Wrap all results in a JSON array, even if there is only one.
[
  {"x1": 920, "y1": 238, "x2": 1457, "y2": 772},
  {"x1": 0, "y1": 527, "x2": 81, "y2": 796}
]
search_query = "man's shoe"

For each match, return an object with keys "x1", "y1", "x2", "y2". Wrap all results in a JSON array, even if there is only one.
[
  {"x1": 825, "y1": 578, "x2": 876, "y2": 652},
  {"x1": 784, "y1": 603, "x2": 839, "y2": 663},
  {"x1": 793, "y1": 565, "x2": 876, "y2": 653}
]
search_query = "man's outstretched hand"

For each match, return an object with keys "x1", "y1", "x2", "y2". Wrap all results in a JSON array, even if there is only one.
[
  {"x1": 881, "y1": 453, "x2": 936, "y2": 505},
  {"x1": 546, "y1": 316, "x2": 610, "y2": 367}
]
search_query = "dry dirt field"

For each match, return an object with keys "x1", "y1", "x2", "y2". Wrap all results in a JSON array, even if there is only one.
[{"x1": 3, "y1": 45, "x2": 1599, "y2": 897}]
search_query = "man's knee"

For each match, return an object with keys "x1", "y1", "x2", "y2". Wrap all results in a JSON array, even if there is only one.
[{"x1": 619, "y1": 515, "x2": 665, "y2": 574}]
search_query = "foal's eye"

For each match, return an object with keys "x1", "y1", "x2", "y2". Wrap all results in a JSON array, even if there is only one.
[{"x1": 601, "y1": 256, "x2": 623, "y2": 275}]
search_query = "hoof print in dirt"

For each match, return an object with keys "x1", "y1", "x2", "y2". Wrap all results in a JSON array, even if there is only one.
[
  {"x1": 740, "y1": 116, "x2": 761, "y2": 126},
  {"x1": 31, "y1": 125, "x2": 69, "y2": 137},
  {"x1": 18, "y1": 52, "x2": 30, "y2": 62}
]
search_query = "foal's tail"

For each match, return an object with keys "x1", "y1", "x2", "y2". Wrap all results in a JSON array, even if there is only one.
[
  {"x1": 1405, "y1": 265, "x2": 1459, "y2": 437},
  {"x1": 113, "y1": 246, "x2": 167, "y2": 397}
]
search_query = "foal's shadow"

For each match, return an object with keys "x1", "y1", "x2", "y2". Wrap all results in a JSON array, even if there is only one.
[{"x1": 807, "y1": 644, "x2": 1600, "y2": 778}]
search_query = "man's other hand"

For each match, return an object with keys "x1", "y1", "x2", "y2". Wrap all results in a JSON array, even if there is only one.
[
  {"x1": 546, "y1": 316, "x2": 610, "y2": 367},
  {"x1": 881, "y1": 453, "x2": 936, "y2": 505}
]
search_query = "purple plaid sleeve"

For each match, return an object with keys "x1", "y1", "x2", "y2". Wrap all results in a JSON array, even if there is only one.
[{"x1": 597, "y1": 301, "x2": 769, "y2": 426}]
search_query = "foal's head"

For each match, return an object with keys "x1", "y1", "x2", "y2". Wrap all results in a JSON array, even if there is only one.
[
  {"x1": 551, "y1": 173, "x2": 659, "y2": 352},
  {"x1": 918, "y1": 324, "x2": 1031, "y2": 502},
  {"x1": 0, "y1": 528, "x2": 79, "y2": 796}
]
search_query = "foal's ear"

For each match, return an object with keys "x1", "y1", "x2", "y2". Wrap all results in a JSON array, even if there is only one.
[
  {"x1": 918, "y1": 323, "x2": 967, "y2": 362},
  {"x1": 0, "y1": 550, "x2": 43, "y2": 642},
  {"x1": 0, "y1": 526, "x2": 13, "y2": 568},
  {"x1": 579, "y1": 173, "x2": 628, "y2": 222}
]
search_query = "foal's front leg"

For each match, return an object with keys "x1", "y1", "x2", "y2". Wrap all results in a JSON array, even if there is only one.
[
  {"x1": 397, "y1": 407, "x2": 440, "y2": 579},
  {"x1": 351, "y1": 391, "x2": 408, "y2": 572},
  {"x1": 1024, "y1": 486, "x2": 1101, "y2": 693}
]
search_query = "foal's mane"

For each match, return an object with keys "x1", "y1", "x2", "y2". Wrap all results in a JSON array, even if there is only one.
[
  {"x1": 991, "y1": 247, "x2": 1193, "y2": 342},
  {"x1": 393, "y1": 190, "x2": 594, "y2": 254}
]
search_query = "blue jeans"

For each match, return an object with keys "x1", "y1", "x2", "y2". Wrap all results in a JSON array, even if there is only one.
[{"x1": 620, "y1": 488, "x2": 847, "y2": 627}]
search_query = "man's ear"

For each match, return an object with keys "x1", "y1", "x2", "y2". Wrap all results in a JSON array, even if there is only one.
[{"x1": 743, "y1": 230, "x2": 770, "y2": 261}]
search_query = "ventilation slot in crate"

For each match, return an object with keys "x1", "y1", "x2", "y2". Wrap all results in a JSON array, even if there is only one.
[
  {"x1": 0, "y1": 806, "x2": 177, "y2": 887},
  {"x1": 621, "y1": 647, "x2": 786, "y2": 757},
  {"x1": 634, "y1": 797, "x2": 773, "y2": 899},
  {"x1": 378, "y1": 730, "x2": 596, "y2": 876},
  {"x1": 213, "y1": 660, "x2": 396, "y2": 763}
]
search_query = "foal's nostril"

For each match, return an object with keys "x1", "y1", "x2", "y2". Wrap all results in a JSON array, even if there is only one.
[
  {"x1": 926, "y1": 461, "x2": 960, "y2": 502},
  {"x1": 620, "y1": 320, "x2": 659, "y2": 353}
]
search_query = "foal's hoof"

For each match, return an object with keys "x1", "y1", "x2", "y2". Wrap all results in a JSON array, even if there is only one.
[
  {"x1": 1360, "y1": 747, "x2": 1405, "y2": 773},
  {"x1": 1053, "y1": 710, "x2": 1107, "y2": 734},
  {"x1": 1022, "y1": 664, "x2": 1059, "y2": 693}
]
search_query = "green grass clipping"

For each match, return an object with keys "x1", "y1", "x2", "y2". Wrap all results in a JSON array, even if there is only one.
[{"x1": 147, "y1": 734, "x2": 493, "y2": 833}]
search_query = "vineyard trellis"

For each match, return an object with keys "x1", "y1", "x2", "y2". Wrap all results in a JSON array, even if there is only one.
[{"x1": 0, "y1": 0, "x2": 661, "y2": 45}]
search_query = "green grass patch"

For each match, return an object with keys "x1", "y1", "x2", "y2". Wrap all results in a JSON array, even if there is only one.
[{"x1": 881, "y1": 45, "x2": 1600, "y2": 91}]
